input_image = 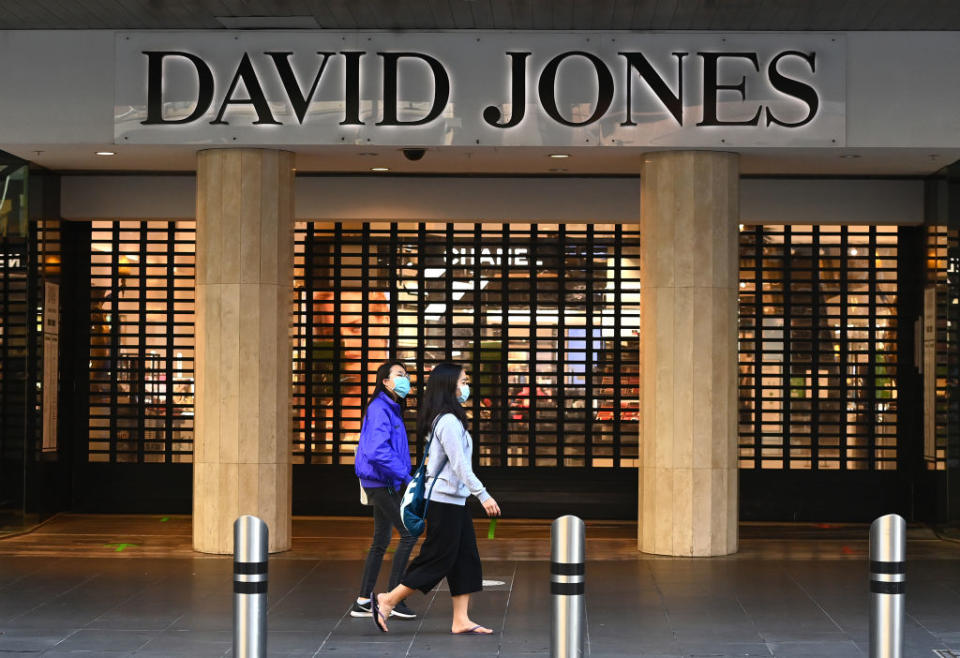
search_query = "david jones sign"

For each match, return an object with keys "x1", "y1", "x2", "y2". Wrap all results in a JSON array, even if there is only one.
[{"x1": 115, "y1": 32, "x2": 845, "y2": 147}]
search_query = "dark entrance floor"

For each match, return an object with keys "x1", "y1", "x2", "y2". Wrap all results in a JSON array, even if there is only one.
[{"x1": 0, "y1": 516, "x2": 959, "y2": 657}]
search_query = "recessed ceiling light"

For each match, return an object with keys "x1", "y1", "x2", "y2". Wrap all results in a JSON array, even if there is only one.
[
  {"x1": 549, "y1": 153, "x2": 570, "y2": 159},
  {"x1": 96, "y1": 151, "x2": 116, "y2": 156},
  {"x1": 839, "y1": 154, "x2": 861, "y2": 159},
  {"x1": 371, "y1": 167, "x2": 389, "y2": 172}
]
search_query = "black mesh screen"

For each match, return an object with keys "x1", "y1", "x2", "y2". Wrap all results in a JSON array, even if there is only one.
[
  {"x1": 87, "y1": 220, "x2": 196, "y2": 463},
  {"x1": 926, "y1": 225, "x2": 960, "y2": 471},
  {"x1": 292, "y1": 222, "x2": 642, "y2": 468},
  {"x1": 738, "y1": 225, "x2": 899, "y2": 471}
]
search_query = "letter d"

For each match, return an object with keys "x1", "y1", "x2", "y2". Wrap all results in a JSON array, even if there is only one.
[{"x1": 142, "y1": 51, "x2": 214, "y2": 125}]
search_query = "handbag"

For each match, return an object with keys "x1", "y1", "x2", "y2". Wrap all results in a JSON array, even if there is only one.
[{"x1": 399, "y1": 417, "x2": 446, "y2": 537}]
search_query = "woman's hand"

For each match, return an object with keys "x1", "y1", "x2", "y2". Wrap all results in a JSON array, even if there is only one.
[{"x1": 482, "y1": 496, "x2": 501, "y2": 517}]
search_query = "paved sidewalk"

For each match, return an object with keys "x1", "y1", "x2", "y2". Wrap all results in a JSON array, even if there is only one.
[{"x1": 0, "y1": 516, "x2": 958, "y2": 656}]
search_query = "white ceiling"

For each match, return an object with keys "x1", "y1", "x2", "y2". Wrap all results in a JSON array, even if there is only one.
[{"x1": 7, "y1": 143, "x2": 956, "y2": 177}]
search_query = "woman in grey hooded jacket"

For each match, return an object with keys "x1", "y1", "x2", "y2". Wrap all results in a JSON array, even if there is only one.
[{"x1": 370, "y1": 362, "x2": 501, "y2": 634}]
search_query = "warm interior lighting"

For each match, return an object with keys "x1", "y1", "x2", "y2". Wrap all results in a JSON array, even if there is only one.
[
  {"x1": 371, "y1": 167, "x2": 389, "y2": 172},
  {"x1": 95, "y1": 151, "x2": 116, "y2": 156},
  {"x1": 548, "y1": 154, "x2": 570, "y2": 159}
]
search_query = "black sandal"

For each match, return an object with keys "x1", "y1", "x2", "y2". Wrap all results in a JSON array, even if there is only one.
[{"x1": 370, "y1": 592, "x2": 389, "y2": 633}]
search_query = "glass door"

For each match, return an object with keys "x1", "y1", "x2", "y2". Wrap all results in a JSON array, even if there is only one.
[{"x1": 0, "y1": 161, "x2": 32, "y2": 534}]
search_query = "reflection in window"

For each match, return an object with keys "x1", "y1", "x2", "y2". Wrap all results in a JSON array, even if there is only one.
[
  {"x1": 738, "y1": 225, "x2": 899, "y2": 471},
  {"x1": 88, "y1": 220, "x2": 195, "y2": 463},
  {"x1": 927, "y1": 225, "x2": 960, "y2": 471},
  {"x1": 292, "y1": 222, "x2": 641, "y2": 468}
]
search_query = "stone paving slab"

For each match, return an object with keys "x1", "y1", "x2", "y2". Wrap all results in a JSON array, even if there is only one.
[
  {"x1": 0, "y1": 554, "x2": 957, "y2": 656},
  {"x1": 0, "y1": 516, "x2": 959, "y2": 656}
]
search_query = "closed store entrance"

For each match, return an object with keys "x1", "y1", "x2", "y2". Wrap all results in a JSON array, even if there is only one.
[{"x1": 57, "y1": 217, "x2": 943, "y2": 521}]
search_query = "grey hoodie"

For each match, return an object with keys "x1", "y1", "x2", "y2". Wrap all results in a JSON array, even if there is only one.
[{"x1": 425, "y1": 413, "x2": 491, "y2": 506}]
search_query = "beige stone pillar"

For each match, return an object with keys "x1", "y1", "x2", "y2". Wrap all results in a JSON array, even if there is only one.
[
  {"x1": 193, "y1": 149, "x2": 294, "y2": 554},
  {"x1": 638, "y1": 151, "x2": 739, "y2": 557}
]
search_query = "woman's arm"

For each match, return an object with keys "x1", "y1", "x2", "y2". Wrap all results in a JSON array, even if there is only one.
[{"x1": 434, "y1": 415, "x2": 490, "y2": 503}]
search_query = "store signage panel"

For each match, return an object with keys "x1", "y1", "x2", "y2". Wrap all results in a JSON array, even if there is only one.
[
  {"x1": 42, "y1": 281, "x2": 59, "y2": 453},
  {"x1": 115, "y1": 32, "x2": 845, "y2": 147}
]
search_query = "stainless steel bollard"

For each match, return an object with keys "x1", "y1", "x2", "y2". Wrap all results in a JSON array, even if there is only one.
[
  {"x1": 234, "y1": 515, "x2": 268, "y2": 658},
  {"x1": 869, "y1": 514, "x2": 906, "y2": 658},
  {"x1": 551, "y1": 515, "x2": 585, "y2": 658}
]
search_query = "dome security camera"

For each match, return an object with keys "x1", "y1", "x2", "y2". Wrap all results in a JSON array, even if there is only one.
[{"x1": 402, "y1": 148, "x2": 426, "y2": 161}]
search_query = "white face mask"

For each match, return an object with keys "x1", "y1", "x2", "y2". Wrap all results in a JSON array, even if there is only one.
[{"x1": 457, "y1": 383, "x2": 470, "y2": 404}]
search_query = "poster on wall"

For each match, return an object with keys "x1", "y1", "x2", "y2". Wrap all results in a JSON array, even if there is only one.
[{"x1": 42, "y1": 281, "x2": 59, "y2": 453}]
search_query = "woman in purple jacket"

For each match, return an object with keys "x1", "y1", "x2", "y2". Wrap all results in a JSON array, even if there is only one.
[{"x1": 350, "y1": 361, "x2": 417, "y2": 620}]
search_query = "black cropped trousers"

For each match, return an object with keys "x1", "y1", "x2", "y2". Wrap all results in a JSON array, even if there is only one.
[{"x1": 400, "y1": 500, "x2": 483, "y2": 597}]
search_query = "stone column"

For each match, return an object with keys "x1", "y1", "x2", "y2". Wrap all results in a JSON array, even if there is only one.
[
  {"x1": 193, "y1": 149, "x2": 294, "y2": 554},
  {"x1": 638, "y1": 151, "x2": 739, "y2": 557}
]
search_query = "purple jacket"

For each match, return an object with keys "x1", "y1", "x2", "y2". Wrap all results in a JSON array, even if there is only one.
[{"x1": 354, "y1": 392, "x2": 412, "y2": 490}]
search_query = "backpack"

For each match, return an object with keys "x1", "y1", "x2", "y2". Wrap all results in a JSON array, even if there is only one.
[{"x1": 400, "y1": 417, "x2": 447, "y2": 537}]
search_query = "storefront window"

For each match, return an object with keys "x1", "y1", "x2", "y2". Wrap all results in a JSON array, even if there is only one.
[
  {"x1": 88, "y1": 220, "x2": 195, "y2": 463},
  {"x1": 926, "y1": 225, "x2": 960, "y2": 471},
  {"x1": 292, "y1": 222, "x2": 641, "y2": 469},
  {"x1": 738, "y1": 225, "x2": 899, "y2": 471},
  {"x1": 0, "y1": 164, "x2": 33, "y2": 531}
]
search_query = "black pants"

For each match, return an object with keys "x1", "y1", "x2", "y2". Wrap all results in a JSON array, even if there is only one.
[
  {"x1": 401, "y1": 501, "x2": 483, "y2": 597},
  {"x1": 358, "y1": 486, "x2": 417, "y2": 597}
]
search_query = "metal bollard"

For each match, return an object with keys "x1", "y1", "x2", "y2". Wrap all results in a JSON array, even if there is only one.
[
  {"x1": 551, "y1": 515, "x2": 585, "y2": 658},
  {"x1": 234, "y1": 515, "x2": 268, "y2": 658},
  {"x1": 869, "y1": 513, "x2": 906, "y2": 658}
]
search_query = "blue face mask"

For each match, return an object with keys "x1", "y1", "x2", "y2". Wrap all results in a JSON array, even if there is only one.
[
  {"x1": 392, "y1": 376, "x2": 411, "y2": 398},
  {"x1": 457, "y1": 383, "x2": 470, "y2": 404}
]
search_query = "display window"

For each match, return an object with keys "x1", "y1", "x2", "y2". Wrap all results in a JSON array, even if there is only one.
[
  {"x1": 926, "y1": 225, "x2": 960, "y2": 471},
  {"x1": 292, "y1": 222, "x2": 642, "y2": 469},
  {"x1": 738, "y1": 224, "x2": 900, "y2": 471},
  {"x1": 88, "y1": 220, "x2": 195, "y2": 463},
  {"x1": 1, "y1": 231, "x2": 31, "y2": 465},
  {"x1": 80, "y1": 219, "x2": 922, "y2": 477}
]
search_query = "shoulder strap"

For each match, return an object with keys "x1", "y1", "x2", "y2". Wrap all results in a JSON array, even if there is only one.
[
  {"x1": 423, "y1": 414, "x2": 450, "y2": 507},
  {"x1": 413, "y1": 414, "x2": 443, "y2": 479},
  {"x1": 424, "y1": 415, "x2": 450, "y2": 481}
]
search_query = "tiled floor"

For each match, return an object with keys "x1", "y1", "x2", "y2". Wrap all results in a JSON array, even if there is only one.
[{"x1": 0, "y1": 517, "x2": 959, "y2": 657}]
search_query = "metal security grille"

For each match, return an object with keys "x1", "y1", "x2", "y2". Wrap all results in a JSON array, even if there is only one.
[
  {"x1": 0, "y1": 234, "x2": 32, "y2": 472},
  {"x1": 292, "y1": 222, "x2": 641, "y2": 468},
  {"x1": 87, "y1": 220, "x2": 196, "y2": 463},
  {"x1": 2, "y1": 213, "x2": 58, "y2": 519},
  {"x1": 926, "y1": 225, "x2": 960, "y2": 471},
  {"x1": 738, "y1": 225, "x2": 899, "y2": 471}
]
